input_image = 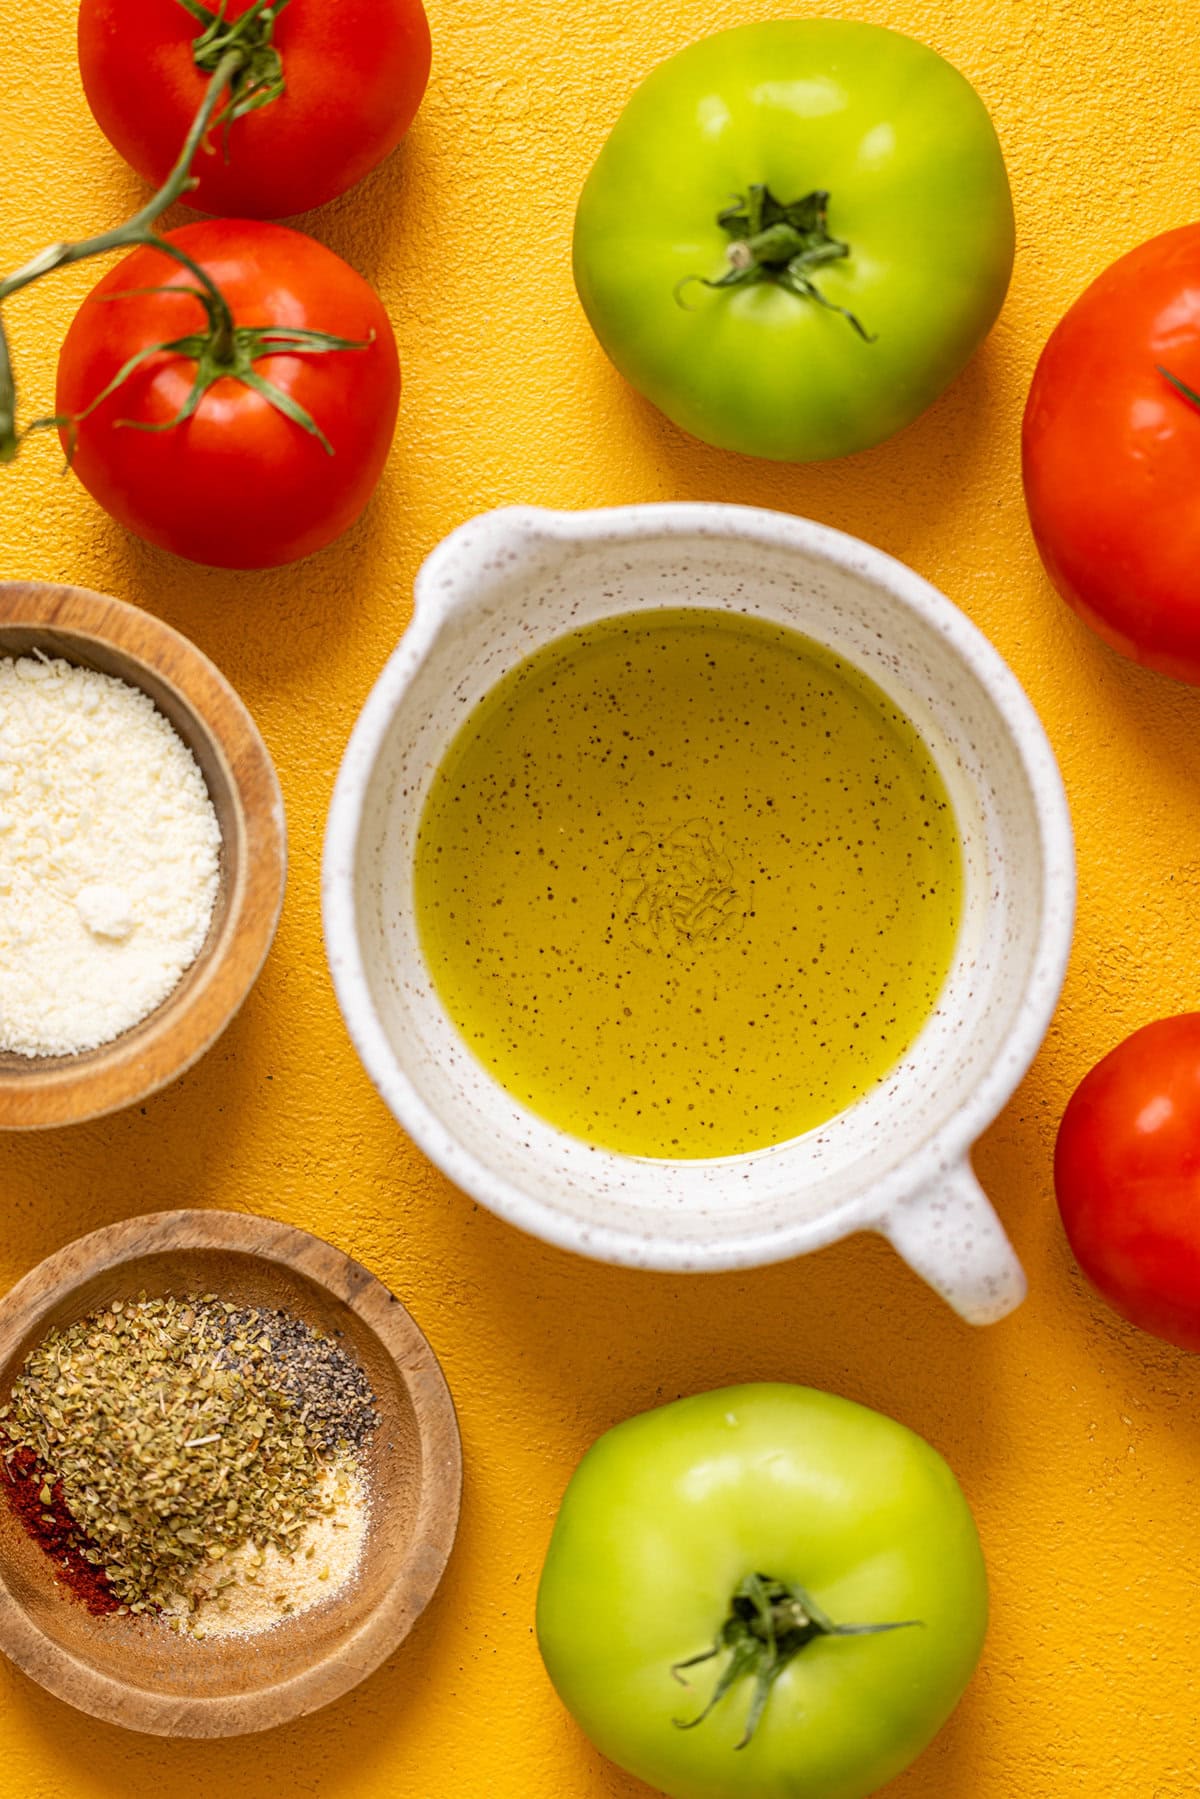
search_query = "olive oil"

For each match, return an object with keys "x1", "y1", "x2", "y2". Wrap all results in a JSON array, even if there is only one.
[{"x1": 414, "y1": 610, "x2": 961, "y2": 1159}]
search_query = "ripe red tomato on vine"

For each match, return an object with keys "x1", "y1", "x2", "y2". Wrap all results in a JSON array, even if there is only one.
[
  {"x1": 55, "y1": 220, "x2": 401, "y2": 569},
  {"x1": 78, "y1": 0, "x2": 432, "y2": 219},
  {"x1": 0, "y1": 12, "x2": 405, "y2": 567}
]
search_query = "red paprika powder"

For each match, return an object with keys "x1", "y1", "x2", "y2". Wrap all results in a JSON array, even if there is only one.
[{"x1": 1, "y1": 1447, "x2": 121, "y2": 1614}]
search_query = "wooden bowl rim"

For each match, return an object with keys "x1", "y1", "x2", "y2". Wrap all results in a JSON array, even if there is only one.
[
  {"x1": 0, "y1": 1210, "x2": 463, "y2": 1737},
  {"x1": 0, "y1": 582, "x2": 286, "y2": 1129}
]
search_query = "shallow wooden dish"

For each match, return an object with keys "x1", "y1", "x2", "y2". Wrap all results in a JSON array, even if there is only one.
[
  {"x1": 0, "y1": 581, "x2": 286, "y2": 1129},
  {"x1": 0, "y1": 1211, "x2": 462, "y2": 1737}
]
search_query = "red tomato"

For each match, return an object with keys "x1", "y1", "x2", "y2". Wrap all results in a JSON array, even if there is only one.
[
  {"x1": 56, "y1": 220, "x2": 400, "y2": 569},
  {"x1": 78, "y1": 0, "x2": 432, "y2": 218},
  {"x1": 1055, "y1": 1015, "x2": 1200, "y2": 1351},
  {"x1": 1022, "y1": 225, "x2": 1200, "y2": 683}
]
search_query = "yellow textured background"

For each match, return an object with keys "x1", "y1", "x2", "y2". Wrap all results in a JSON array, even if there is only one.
[{"x1": 1, "y1": 0, "x2": 1198, "y2": 1793}]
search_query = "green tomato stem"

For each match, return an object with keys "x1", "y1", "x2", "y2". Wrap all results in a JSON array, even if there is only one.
[
  {"x1": 0, "y1": 48, "x2": 245, "y2": 310},
  {"x1": 1158, "y1": 365, "x2": 1200, "y2": 413},
  {"x1": 0, "y1": 22, "x2": 363, "y2": 466},
  {"x1": 671, "y1": 1572, "x2": 920, "y2": 1750},
  {"x1": 179, "y1": 0, "x2": 293, "y2": 130},
  {"x1": 0, "y1": 46, "x2": 251, "y2": 458},
  {"x1": 678, "y1": 184, "x2": 876, "y2": 343},
  {"x1": 56, "y1": 307, "x2": 372, "y2": 467},
  {"x1": 0, "y1": 322, "x2": 17, "y2": 465}
]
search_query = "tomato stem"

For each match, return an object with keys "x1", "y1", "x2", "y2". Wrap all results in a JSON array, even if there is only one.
[
  {"x1": 177, "y1": 0, "x2": 293, "y2": 134},
  {"x1": 1158, "y1": 365, "x2": 1200, "y2": 414},
  {"x1": 0, "y1": 23, "x2": 365, "y2": 465},
  {"x1": 0, "y1": 47, "x2": 244, "y2": 310},
  {"x1": 0, "y1": 46, "x2": 249, "y2": 458},
  {"x1": 671, "y1": 1573, "x2": 920, "y2": 1749},
  {"x1": 676, "y1": 186, "x2": 876, "y2": 342},
  {"x1": 0, "y1": 324, "x2": 17, "y2": 465}
]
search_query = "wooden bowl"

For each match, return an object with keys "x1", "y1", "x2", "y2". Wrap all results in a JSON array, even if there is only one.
[
  {"x1": 0, "y1": 581, "x2": 286, "y2": 1129},
  {"x1": 0, "y1": 1211, "x2": 462, "y2": 1736}
]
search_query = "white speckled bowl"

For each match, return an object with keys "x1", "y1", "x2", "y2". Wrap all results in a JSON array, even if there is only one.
[{"x1": 323, "y1": 505, "x2": 1075, "y2": 1323}]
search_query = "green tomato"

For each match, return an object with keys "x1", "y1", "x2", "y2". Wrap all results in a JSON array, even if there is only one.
[
  {"x1": 536, "y1": 1384, "x2": 987, "y2": 1799},
  {"x1": 573, "y1": 21, "x2": 1014, "y2": 461}
]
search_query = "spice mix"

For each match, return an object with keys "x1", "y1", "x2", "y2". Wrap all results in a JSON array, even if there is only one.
[{"x1": 1, "y1": 1292, "x2": 378, "y2": 1637}]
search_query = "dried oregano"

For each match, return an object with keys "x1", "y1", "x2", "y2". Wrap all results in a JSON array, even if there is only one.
[{"x1": 0, "y1": 1294, "x2": 376, "y2": 1611}]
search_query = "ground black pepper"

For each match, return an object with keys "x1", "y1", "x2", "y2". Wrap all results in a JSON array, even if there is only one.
[{"x1": 207, "y1": 1304, "x2": 379, "y2": 1454}]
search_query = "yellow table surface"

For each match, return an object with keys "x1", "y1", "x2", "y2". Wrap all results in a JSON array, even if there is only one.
[{"x1": 1, "y1": 0, "x2": 1198, "y2": 1793}]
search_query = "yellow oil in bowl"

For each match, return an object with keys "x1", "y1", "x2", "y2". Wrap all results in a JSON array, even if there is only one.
[{"x1": 414, "y1": 609, "x2": 961, "y2": 1159}]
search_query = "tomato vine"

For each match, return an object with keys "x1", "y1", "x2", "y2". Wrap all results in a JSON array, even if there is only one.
[{"x1": 0, "y1": 22, "x2": 365, "y2": 466}]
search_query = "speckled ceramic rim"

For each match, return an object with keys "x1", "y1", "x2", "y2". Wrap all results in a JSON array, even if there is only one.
[{"x1": 323, "y1": 504, "x2": 1075, "y2": 1281}]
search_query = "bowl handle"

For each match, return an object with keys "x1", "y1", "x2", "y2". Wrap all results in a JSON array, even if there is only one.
[{"x1": 877, "y1": 1161, "x2": 1027, "y2": 1325}]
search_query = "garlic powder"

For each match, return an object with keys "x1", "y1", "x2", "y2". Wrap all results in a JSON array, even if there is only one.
[
  {"x1": 0, "y1": 653, "x2": 221, "y2": 1056},
  {"x1": 160, "y1": 1458, "x2": 369, "y2": 1639}
]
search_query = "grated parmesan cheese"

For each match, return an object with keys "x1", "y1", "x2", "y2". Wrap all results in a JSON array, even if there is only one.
[{"x1": 0, "y1": 653, "x2": 221, "y2": 1057}]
